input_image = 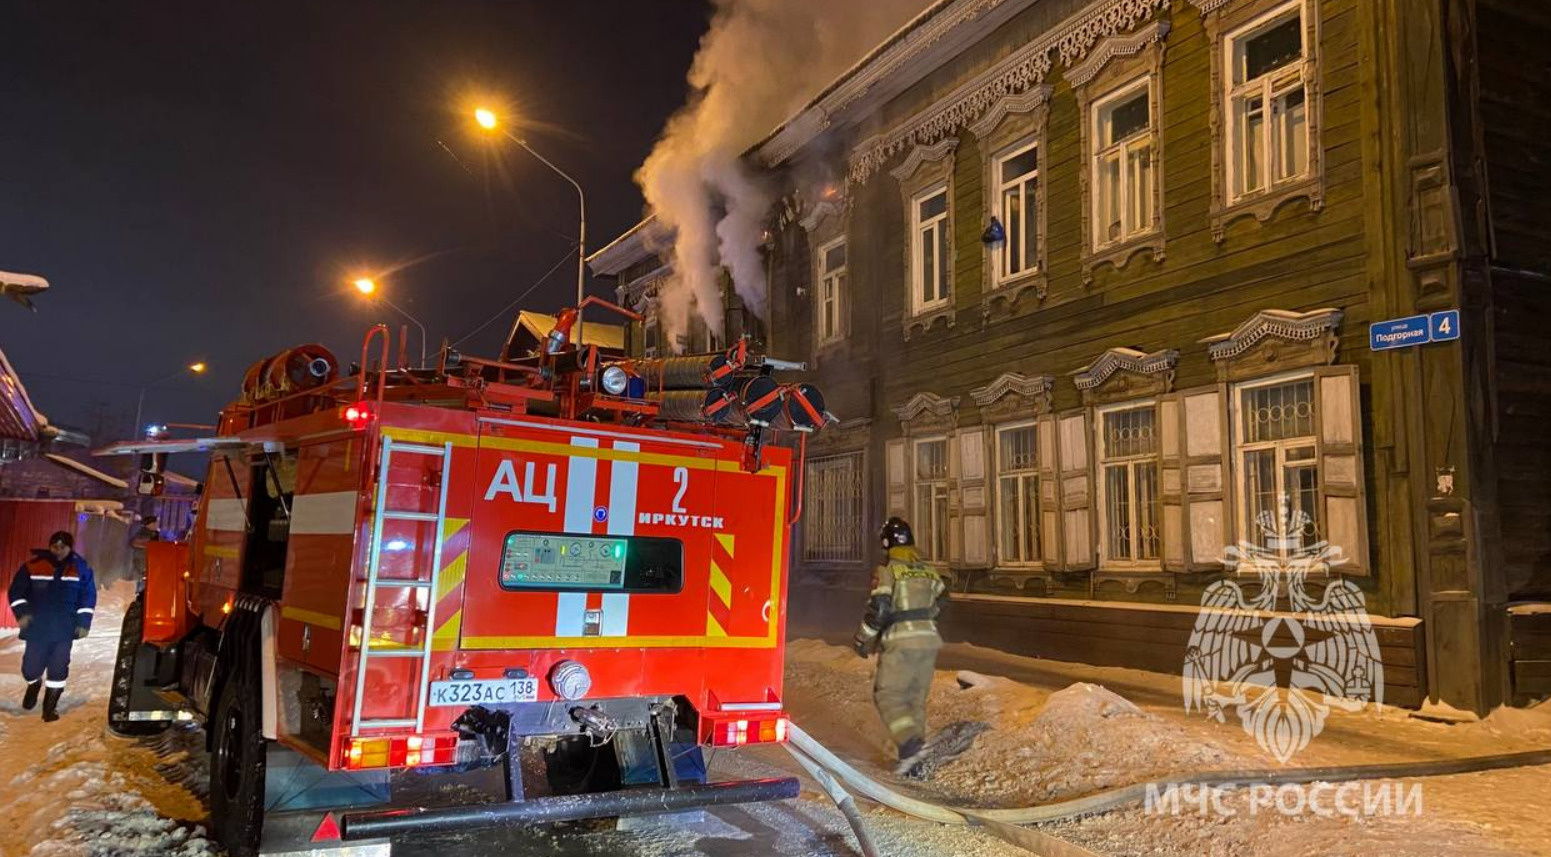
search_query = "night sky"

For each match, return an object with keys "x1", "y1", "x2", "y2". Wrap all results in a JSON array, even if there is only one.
[{"x1": 0, "y1": 0, "x2": 709, "y2": 441}]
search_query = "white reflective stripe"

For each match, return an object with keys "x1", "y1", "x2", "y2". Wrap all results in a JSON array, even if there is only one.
[
  {"x1": 555, "y1": 592, "x2": 587, "y2": 637},
  {"x1": 9, "y1": 599, "x2": 26, "y2": 607},
  {"x1": 43, "y1": 680, "x2": 66, "y2": 689},
  {"x1": 30, "y1": 575, "x2": 54, "y2": 580},
  {"x1": 58, "y1": 576, "x2": 79, "y2": 582},
  {"x1": 290, "y1": 491, "x2": 360, "y2": 535},
  {"x1": 77, "y1": 607, "x2": 94, "y2": 614},
  {"x1": 601, "y1": 440, "x2": 639, "y2": 637},
  {"x1": 563, "y1": 437, "x2": 599, "y2": 532},
  {"x1": 206, "y1": 498, "x2": 247, "y2": 532}
]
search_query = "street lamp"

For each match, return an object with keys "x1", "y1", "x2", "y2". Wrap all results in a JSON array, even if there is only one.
[
  {"x1": 473, "y1": 107, "x2": 588, "y2": 342},
  {"x1": 353, "y1": 276, "x2": 427, "y2": 366},
  {"x1": 135, "y1": 361, "x2": 206, "y2": 439}
]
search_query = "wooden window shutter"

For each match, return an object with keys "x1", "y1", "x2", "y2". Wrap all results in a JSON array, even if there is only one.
[
  {"x1": 1158, "y1": 393, "x2": 1186, "y2": 572},
  {"x1": 1057, "y1": 410, "x2": 1096, "y2": 571},
  {"x1": 1181, "y1": 385, "x2": 1230, "y2": 571},
  {"x1": 1314, "y1": 366, "x2": 1370, "y2": 575},
  {"x1": 885, "y1": 438, "x2": 908, "y2": 519},
  {"x1": 956, "y1": 427, "x2": 990, "y2": 566},
  {"x1": 1036, "y1": 414, "x2": 1062, "y2": 566}
]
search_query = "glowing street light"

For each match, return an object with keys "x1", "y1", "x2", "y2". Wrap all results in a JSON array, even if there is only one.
[
  {"x1": 135, "y1": 361, "x2": 208, "y2": 439},
  {"x1": 352, "y1": 275, "x2": 426, "y2": 367},
  {"x1": 473, "y1": 106, "x2": 588, "y2": 341}
]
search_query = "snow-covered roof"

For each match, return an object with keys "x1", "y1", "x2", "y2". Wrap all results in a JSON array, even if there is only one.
[
  {"x1": 0, "y1": 270, "x2": 49, "y2": 291},
  {"x1": 0, "y1": 344, "x2": 46, "y2": 442},
  {"x1": 44, "y1": 453, "x2": 129, "y2": 490}
]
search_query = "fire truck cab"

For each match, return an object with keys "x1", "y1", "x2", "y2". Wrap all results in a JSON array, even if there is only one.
[{"x1": 100, "y1": 305, "x2": 825, "y2": 855}]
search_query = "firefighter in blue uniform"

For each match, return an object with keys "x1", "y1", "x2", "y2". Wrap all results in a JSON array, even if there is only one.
[{"x1": 7, "y1": 531, "x2": 96, "y2": 722}]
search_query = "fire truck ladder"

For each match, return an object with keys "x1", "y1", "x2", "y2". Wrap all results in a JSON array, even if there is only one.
[{"x1": 350, "y1": 436, "x2": 455, "y2": 736}]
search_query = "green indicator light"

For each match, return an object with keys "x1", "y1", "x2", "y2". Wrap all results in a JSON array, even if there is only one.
[{"x1": 615, "y1": 544, "x2": 625, "y2": 558}]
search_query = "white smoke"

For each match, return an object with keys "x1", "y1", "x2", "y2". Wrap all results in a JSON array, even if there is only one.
[{"x1": 638, "y1": 0, "x2": 932, "y2": 351}]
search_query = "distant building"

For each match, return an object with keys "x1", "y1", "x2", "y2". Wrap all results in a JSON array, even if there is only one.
[{"x1": 592, "y1": 0, "x2": 1551, "y2": 713}]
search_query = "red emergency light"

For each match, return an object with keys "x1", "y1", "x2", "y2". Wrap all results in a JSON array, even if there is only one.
[{"x1": 343, "y1": 402, "x2": 374, "y2": 430}]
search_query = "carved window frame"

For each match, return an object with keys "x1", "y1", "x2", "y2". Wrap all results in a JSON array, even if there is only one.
[
  {"x1": 970, "y1": 86, "x2": 1054, "y2": 319},
  {"x1": 803, "y1": 204, "x2": 850, "y2": 361},
  {"x1": 890, "y1": 138, "x2": 958, "y2": 339},
  {"x1": 1072, "y1": 25, "x2": 1168, "y2": 284},
  {"x1": 1201, "y1": 0, "x2": 1324, "y2": 241}
]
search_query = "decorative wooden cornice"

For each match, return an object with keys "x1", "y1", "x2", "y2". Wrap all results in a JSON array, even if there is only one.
[
  {"x1": 1186, "y1": 0, "x2": 1236, "y2": 13},
  {"x1": 971, "y1": 373, "x2": 1055, "y2": 422},
  {"x1": 848, "y1": 0, "x2": 1170, "y2": 184},
  {"x1": 1072, "y1": 347, "x2": 1178, "y2": 390},
  {"x1": 965, "y1": 85, "x2": 1054, "y2": 138},
  {"x1": 970, "y1": 372, "x2": 1054, "y2": 408},
  {"x1": 894, "y1": 391, "x2": 962, "y2": 425},
  {"x1": 1065, "y1": 19, "x2": 1170, "y2": 87},
  {"x1": 888, "y1": 137, "x2": 960, "y2": 183},
  {"x1": 1202, "y1": 308, "x2": 1344, "y2": 361}
]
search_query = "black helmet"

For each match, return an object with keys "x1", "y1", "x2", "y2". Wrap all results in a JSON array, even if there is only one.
[{"x1": 879, "y1": 517, "x2": 914, "y2": 549}]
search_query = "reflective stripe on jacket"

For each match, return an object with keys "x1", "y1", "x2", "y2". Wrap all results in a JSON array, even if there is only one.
[{"x1": 8, "y1": 551, "x2": 97, "y2": 643}]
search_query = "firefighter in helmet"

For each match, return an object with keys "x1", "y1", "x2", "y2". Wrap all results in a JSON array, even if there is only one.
[{"x1": 852, "y1": 517, "x2": 945, "y2": 764}]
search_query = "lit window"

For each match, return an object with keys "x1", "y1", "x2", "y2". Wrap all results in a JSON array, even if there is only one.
[
  {"x1": 1227, "y1": 3, "x2": 1309, "y2": 201},
  {"x1": 1234, "y1": 376, "x2": 1319, "y2": 555},
  {"x1": 1098, "y1": 405, "x2": 1161, "y2": 566},
  {"x1": 995, "y1": 424, "x2": 1040, "y2": 566},
  {"x1": 1092, "y1": 81, "x2": 1155, "y2": 248},
  {"x1": 913, "y1": 438, "x2": 950, "y2": 561},
  {"x1": 816, "y1": 238, "x2": 847, "y2": 346},
  {"x1": 994, "y1": 143, "x2": 1040, "y2": 283},
  {"x1": 804, "y1": 452, "x2": 865, "y2": 563},
  {"x1": 911, "y1": 186, "x2": 951, "y2": 314}
]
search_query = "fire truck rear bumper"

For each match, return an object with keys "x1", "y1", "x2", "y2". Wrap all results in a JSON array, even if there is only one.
[{"x1": 338, "y1": 776, "x2": 801, "y2": 839}]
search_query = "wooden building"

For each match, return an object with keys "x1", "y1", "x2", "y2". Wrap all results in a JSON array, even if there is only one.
[{"x1": 590, "y1": 0, "x2": 1551, "y2": 713}]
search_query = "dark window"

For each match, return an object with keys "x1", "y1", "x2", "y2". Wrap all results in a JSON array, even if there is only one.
[
  {"x1": 1110, "y1": 91, "x2": 1151, "y2": 142},
  {"x1": 1244, "y1": 14, "x2": 1302, "y2": 80}
]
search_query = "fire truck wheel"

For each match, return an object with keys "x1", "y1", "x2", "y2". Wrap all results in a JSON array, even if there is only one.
[
  {"x1": 106, "y1": 596, "x2": 172, "y2": 737},
  {"x1": 210, "y1": 665, "x2": 267, "y2": 857}
]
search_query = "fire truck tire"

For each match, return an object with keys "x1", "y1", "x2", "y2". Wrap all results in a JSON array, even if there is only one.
[
  {"x1": 210, "y1": 663, "x2": 267, "y2": 857},
  {"x1": 106, "y1": 596, "x2": 172, "y2": 738}
]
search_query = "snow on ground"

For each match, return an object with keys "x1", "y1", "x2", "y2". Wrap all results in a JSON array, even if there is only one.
[
  {"x1": 0, "y1": 582, "x2": 214, "y2": 857},
  {"x1": 778, "y1": 638, "x2": 1551, "y2": 857}
]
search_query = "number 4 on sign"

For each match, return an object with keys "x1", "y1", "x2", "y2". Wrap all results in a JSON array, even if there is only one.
[{"x1": 1430, "y1": 310, "x2": 1460, "y2": 342}]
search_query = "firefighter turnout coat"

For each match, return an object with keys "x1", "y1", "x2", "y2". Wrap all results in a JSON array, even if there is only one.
[
  {"x1": 8, "y1": 551, "x2": 97, "y2": 643},
  {"x1": 856, "y1": 546, "x2": 945, "y2": 750}
]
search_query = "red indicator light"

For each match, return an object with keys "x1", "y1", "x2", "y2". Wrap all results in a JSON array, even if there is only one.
[{"x1": 344, "y1": 402, "x2": 374, "y2": 429}]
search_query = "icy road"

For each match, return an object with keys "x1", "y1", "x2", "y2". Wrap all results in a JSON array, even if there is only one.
[{"x1": 3, "y1": 586, "x2": 1550, "y2": 857}]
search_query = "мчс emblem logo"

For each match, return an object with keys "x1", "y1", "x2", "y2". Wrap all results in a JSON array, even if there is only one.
[{"x1": 1182, "y1": 495, "x2": 1384, "y2": 763}]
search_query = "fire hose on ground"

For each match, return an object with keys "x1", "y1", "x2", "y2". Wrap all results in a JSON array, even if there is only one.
[{"x1": 782, "y1": 722, "x2": 1551, "y2": 857}]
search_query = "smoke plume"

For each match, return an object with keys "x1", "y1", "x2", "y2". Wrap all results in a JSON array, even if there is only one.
[{"x1": 637, "y1": 0, "x2": 932, "y2": 351}]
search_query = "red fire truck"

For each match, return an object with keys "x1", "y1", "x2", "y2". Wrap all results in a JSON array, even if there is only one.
[{"x1": 100, "y1": 300, "x2": 827, "y2": 855}]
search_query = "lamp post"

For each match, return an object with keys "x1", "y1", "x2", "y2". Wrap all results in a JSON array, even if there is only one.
[
  {"x1": 474, "y1": 107, "x2": 588, "y2": 343},
  {"x1": 354, "y1": 277, "x2": 428, "y2": 367},
  {"x1": 135, "y1": 361, "x2": 206, "y2": 439}
]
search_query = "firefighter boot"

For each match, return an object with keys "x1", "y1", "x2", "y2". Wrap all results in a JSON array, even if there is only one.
[
  {"x1": 21, "y1": 680, "x2": 41, "y2": 711},
  {"x1": 41, "y1": 687, "x2": 63, "y2": 722}
]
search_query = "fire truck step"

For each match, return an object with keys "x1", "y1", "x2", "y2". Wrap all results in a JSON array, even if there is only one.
[
  {"x1": 363, "y1": 648, "x2": 428, "y2": 658},
  {"x1": 381, "y1": 511, "x2": 440, "y2": 522},
  {"x1": 388, "y1": 443, "x2": 450, "y2": 456},
  {"x1": 339, "y1": 777, "x2": 802, "y2": 839},
  {"x1": 356, "y1": 718, "x2": 420, "y2": 730}
]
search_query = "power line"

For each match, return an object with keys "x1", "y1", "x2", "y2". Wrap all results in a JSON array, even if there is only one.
[{"x1": 450, "y1": 248, "x2": 579, "y2": 349}]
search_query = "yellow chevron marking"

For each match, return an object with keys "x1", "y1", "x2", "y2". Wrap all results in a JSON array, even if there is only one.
[
  {"x1": 432, "y1": 609, "x2": 463, "y2": 650},
  {"x1": 440, "y1": 517, "x2": 469, "y2": 542},
  {"x1": 706, "y1": 614, "x2": 728, "y2": 638},
  {"x1": 435, "y1": 552, "x2": 467, "y2": 601},
  {"x1": 715, "y1": 532, "x2": 735, "y2": 556},
  {"x1": 709, "y1": 563, "x2": 732, "y2": 608}
]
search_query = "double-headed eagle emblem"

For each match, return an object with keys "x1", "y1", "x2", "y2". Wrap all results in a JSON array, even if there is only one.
[{"x1": 1183, "y1": 497, "x2": 1384, "y2": 762}]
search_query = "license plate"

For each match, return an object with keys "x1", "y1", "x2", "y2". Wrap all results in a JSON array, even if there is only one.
[{"x1": 427, "y1": 677, "x2": 538, "y2": 707}]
